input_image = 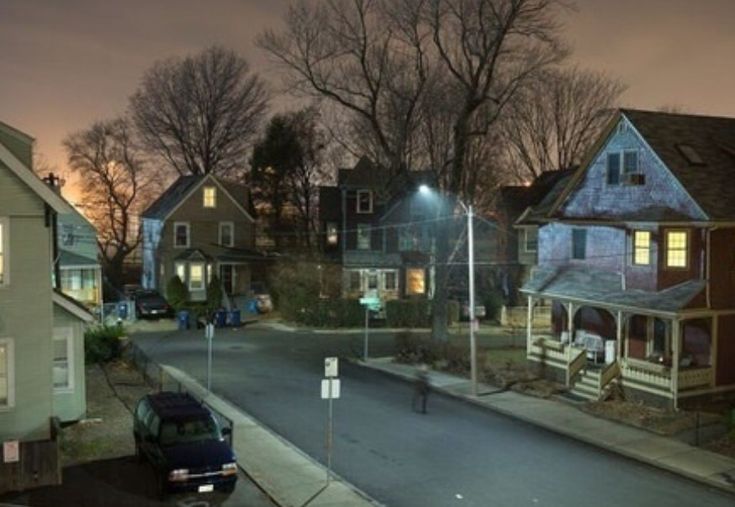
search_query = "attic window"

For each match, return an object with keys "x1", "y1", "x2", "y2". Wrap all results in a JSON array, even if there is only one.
[
  {"x1": 677, "y1": 144, "x2": 704, "y2": 165},
  {"x1": 203, "y1": 186, "x2": 217, "y2": 208},
  {"x1": 356, "y1": 190, "x2": 373, "y2": 214}
]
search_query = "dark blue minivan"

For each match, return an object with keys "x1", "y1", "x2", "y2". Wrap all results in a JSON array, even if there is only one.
[{"x1": 133, "y1": 392, "x2": 237, "y2": 498}]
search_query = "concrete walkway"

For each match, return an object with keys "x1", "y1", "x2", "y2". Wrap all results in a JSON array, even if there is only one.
[
  {"x1": 359, "y1": 357, "x2": 735, "y2": 494},
  {"x1": 160, "y1": 365, "x2": 381, "y2": 507}
]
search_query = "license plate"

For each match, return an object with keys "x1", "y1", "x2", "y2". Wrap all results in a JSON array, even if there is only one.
[{"x1": 198, "y1": 484, "x2": 214, "y2": 493}]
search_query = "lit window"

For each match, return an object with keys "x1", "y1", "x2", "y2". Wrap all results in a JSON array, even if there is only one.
[
  {"x1": 572, "y1": 229, "x2": 587, "y2": 260},
  {"x1": 175, "y1": 262, "x2": 186, "y2": 282},
  {"x1": 524, "y1": 228, "x2": 538, "y2": 252},
  {"x1": 203, "y1": 186, "x2": 217, "y2": 208},
  {"x1": 357, "y1": 224, "x2": 370, "y2": 250},
  {"x1": 406, "y1": 268, "x2": 425, "y2": 295},
  {"x1": 607, "y1": 153, "x2": 621, "y2": 185},
  {"x1": 383, "y1": 271, "x2": 397, "y2": 291},
  {"x1": 0, "y1": 339, "x2": 13, "y2": 407},
  {"x1": 0, "y1": 218, "x2": 6, "y2": 285},
  {"x1": 666, "y1": 230, "x2": 688, "y2": 268},
  {"x1": 53, "y1": 329, "x2": 73, "y2": 391},
  {"x1": 326, "y1": 222, "x2": 338, "y2": 245},
  {"x1": 633, "y1": 231, "x2": 651, "y2": 265},
  {"x1": 356, "y1": 190, "x2": 373, "y2": 213},
  {"x1": 189, "y1": 263, "x2": 204, "y2": 290},
  {"x1": 174, "y1": 222, "x2": 190, "y2": 248},
  {"x1": 219, "y1": 222, "x2": 234, "y2": 247}
]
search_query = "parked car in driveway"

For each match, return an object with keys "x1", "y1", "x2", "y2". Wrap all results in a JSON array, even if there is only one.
[
  {"x1": 132, "y1": 289, "x2": 173, "y2": 319},
  {"x1": 133, "y1": 392, "x2": 238, "y2": 498}
]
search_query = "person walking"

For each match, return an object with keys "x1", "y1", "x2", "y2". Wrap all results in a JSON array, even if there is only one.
[{"x1": 412, "y1": 364, "x2": 430, "y2": 414}]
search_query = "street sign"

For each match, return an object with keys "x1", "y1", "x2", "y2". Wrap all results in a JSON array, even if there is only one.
[
  {"x1": 3, "y1": 440, "x2": 19, "y2": 463},
  {"x1": 324, "y1": 357, "x2": 338, "y2": 377},
  {"x1": 321, "y1": 378, "x2": 341, "y2": 399},
  {"x1": 205, "y1": 323, "x2": 215, "y2": 340},
  {"x1": 359, "y1": 296, "x2": 381, "y2": 312}
]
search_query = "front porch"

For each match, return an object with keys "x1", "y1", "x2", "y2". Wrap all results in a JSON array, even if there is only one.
[{"x1": 526, "y1": 297, "x2": 716, "y2": 408}]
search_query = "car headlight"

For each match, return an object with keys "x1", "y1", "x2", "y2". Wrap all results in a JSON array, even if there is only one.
[
  {"x1": 168, "y1": 468, "x2": 189, "y2": 482},
  {"x1": 221, "y1": 462, "x2": 237, "y2": 476}
]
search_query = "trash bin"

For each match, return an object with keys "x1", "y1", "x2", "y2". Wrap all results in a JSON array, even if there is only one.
[
  {"x1": 228, "y1": 309, "x2": 241, "y2": 327},
  {"x1": 246, "y1": 299, "x2": 258, "y2": 314},
  {"x1": 214, "y1": 309, "x2": 227, "y2": 328},
  {"x1": 177, "y1": 310, "x2": 190, "y2": 330},
  {"x1": 118, "y1": 302, "x2": 129, "y2": 320}
]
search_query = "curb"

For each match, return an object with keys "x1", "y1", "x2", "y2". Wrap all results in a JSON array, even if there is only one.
[{"x1": 353, "y1": 358, "x2": 735, "y2": 496}]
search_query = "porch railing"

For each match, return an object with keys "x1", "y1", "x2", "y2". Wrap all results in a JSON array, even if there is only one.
[
  {"x1": 620, "y1": 359, "x2": 713, "y2": 393},
  {"x1": 678, "y1": 367, "x2": 713, "y2": 390},
  {"x1": 598, "y1": 360, "x2": 620, "y2": 392},
  {"x1": 567, "y1": 347, "x2": 587, "y2": 387}
]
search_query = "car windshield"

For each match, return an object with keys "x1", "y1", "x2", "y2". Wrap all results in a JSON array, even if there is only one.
[{"x1": 159, "y1": 417, "x2": 220, "y2": 446}]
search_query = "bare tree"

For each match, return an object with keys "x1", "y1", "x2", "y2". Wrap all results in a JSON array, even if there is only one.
[
  {"x1": 130, "y1": 46, "x2": 269, "y2": 177},
  {"x1": 63, "y1": 118, "x2": 157, "y2": 288},
  {"x1": 503, "y1": 66, "x2": 626, "y2": 181},
  {"x1": 257, "y1": 0, "x2": 431, "y2": 175}
]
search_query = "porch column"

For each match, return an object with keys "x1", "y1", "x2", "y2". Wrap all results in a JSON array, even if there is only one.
[
  {"x1": 527, "y1": 296, "x2": 534, "y2": 352},
  {"x1": 711, "y1": 315, "x2": 719, "y2": 388},
  {"x1": 616, "y1": 311, "x2": 623, "y2": 361},
  {"x1": 671, "y1": 319, "x2": 680, "y2": 410},
  {"x1": 567, "y1": 302, "x2": 575, "y2": 342}
]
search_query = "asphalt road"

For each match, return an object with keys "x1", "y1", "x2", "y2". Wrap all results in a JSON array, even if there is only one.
[{"x1": 133, "y1": 324, "x2": 735, "y2": 507}]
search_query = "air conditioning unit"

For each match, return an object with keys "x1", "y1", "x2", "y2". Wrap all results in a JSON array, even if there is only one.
[{"x1": 624, "y1": 173, "x2": 645, "y2": 186}]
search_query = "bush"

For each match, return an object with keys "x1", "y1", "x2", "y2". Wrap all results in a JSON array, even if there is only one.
[
  {"x1": 385, "y1": 299, "x2": 431, "y2": 328},
  {"x1": 206, "y1": 274, "x2": 223, "y2": 313},
  {"x1": 483, "y1": 289, "x2": 505, "y2": 321},
  {"x1": 166, "y1": 276, "x2": 189, "y2": 311},
  {"x1": 85, "y1": 325, "x2": 126, "y2": 363}
]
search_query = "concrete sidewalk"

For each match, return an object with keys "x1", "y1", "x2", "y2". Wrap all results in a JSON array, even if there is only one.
[
  {"x1": 359, "y1": 357, "x2": 735, "y2": 495},
  {"x1": 161, "y1": 365, "x2": 382, "y2": 507}
]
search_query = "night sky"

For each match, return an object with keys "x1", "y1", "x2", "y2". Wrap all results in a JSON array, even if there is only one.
[{"x1": 1, "y1": 0, "x2": 734, "y2": 202}]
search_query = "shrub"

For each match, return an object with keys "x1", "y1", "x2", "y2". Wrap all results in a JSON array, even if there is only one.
[
  {"x1": 385, "y1": 299, "x2": 431, "y2": 328},
  {"x1": 269, "y1": 261, "x2": 321, "y2": 322},
  {"x1": 483, "y1": 289, "x2": 505, "y2": 321},
  {"x1": 166, "y1": 276, "x2": 189, "y2": 311},
  {"x1": 85, "y1": 325, "x2": 126, "y2": 363},
  {"x1": 206, "y1": 274, "x2": 223, "y2": 313}
]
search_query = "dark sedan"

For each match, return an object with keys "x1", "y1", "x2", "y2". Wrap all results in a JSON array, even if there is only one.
[{"x1": 133, "y1": 290, "x2": 173, "y2": 319}]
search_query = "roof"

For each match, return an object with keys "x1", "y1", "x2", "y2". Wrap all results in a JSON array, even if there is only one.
[
  {"x1": 521, "y1": 265, "x2": 704, "y2": 314},
  {"x1": 621, "y1": 109, "x2": 735, "y2": 220},
  {"x1": 142, "y1": 175, "x2": 203, "y2": 219},
  {"x1": 0, "y1": 122, "x2": 73, "y2": 215},
  {"x1": 53, "y1": 289, "x2": 95, "y2": 322},
  {"x1": 59, "y1": 250, "x2": 99, "y2": 268},
  {"x1": 337, "y1": 156, "x2": 391, "y2": 188},
  {"x1": 146, "y1": 392, "x2": 210, "y2": 421},
  {"x1": 513, "y1": 169, "x2": 575, "y2": 225}
]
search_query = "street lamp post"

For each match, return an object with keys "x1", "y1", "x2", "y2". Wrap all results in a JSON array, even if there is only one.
[{"x1": 419, "y1": 185, "x2": 478, "y2": 396}]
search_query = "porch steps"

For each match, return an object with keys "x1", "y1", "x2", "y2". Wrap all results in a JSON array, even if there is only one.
[{"x1": 570, "y1": 366, "x2": 619, "y2": 401}]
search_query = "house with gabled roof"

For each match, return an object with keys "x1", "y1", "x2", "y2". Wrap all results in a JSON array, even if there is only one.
[
  {"x1": 0, "y1": 120, "x2": 94, "y2": 493},
  {"x1": 520, "y1": 109, "x2": 735, "y2": 409},
  {"x1": 141, "y1": 174, "x2": 257, "y2": 304}
]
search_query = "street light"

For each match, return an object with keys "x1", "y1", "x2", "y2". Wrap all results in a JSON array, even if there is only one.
[{"x1": 418, "y1": 185, "x2": 478, "y2": 396}]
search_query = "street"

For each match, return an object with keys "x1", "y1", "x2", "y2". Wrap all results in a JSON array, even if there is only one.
[{"x1": 133, "y1": 324, "x2": 735, "y2": 507}]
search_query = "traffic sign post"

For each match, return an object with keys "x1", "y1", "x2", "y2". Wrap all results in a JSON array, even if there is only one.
[
  {"x1": 321, "y1": 357, "x2": 340, "y2": 485},
  {"x1": 206, "y1": 323, "x2": 215, "y2": 394},
  {"x1": 359, "y1": 297, "x2": 381, "y2": 361}
]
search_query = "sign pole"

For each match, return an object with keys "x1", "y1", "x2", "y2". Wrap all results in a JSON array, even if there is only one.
[
  {"x1": 327, "y1": 379, "x2": 333, "y2": 484},
  {"x1": 363, "y1": 306, "x2": 369, "y2": 361},
  {"x1": 206, "y1": 323, "x2": 214, "y2": 394}
]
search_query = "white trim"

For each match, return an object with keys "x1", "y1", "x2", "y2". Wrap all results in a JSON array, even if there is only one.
[
  {"x1": 219, "y1": 221, "x2": 235, "y2": 247},
  {"x1": 664, "y1": 228, "x2": 689, "y2": 269},
  {"x1": 173, "y1": 222, "x2": 190, "y2": 249},
  {"x1": 174, "y1": 261, "x2": 186, "y2": 282},
  {"x1": 163, "y1": 174, "x2": 255, "y2": 223},
  {"x1": 523, "y1": 228, "x2": 538, "y2": 253},
  {"x1": 53, "y1": 327, "x2": 75, "y2": 393},
  {"x1": 52, "y1": 292, "x2": 95, "y2": 322},
  {"x1": 188, "y1": 262, "x2": 205, "y2": 291},
  {"x1": 0, "y1": 217, "x2": 8, "y2": 287},
  {"x1": 382, "y1": 269, "x2": 399, "y2": 291},
  {"x1": 0, "y1": 142, "x2": 72, "y2": 214},
  {"x1": 356, "y1": 190, "x2": 373, "y2": 214},
  {"x1": 0, "y1": 337, "x2": 15, "y2": 410}
]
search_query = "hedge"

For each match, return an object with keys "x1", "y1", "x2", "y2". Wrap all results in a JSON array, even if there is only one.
[
  {"x1": 85, "y1": 325, "x2": 126, "y2": 363},
  {"x1": 385, "y1": 299, "x2": 431, "y2": 328}
]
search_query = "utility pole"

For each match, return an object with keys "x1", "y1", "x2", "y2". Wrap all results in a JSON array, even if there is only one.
[{"x1": 468, "y1": 205, "x2": 478, "y2": 396}]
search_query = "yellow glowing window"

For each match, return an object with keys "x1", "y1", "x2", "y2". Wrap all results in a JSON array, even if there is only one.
[
  {"x1": 633, "y1": 231, "x2": 650, "y2": 265},
  {"x1": 203, "y1": 187, "x2": 217, "y2": 208},
  {"x1": 189, "y1": 263, "x2": 204, "y2": 290},
  {"x1": 406, "y1": 268, "x2": 425, "y2": 295},
  {"x1": 666, "y1": 231, "x2": 688, "y2": 268}
]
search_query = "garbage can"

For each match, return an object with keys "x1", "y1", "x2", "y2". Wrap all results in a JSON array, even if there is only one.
[
  {"x1": 177, "y1": 310, "x2": 190, "y2": 330},
  {"x1": 228, "y1": 309, "x2": 241, "y2": 327},
  {"x1": 214, "y1": 309, "x2": 227, "y2": 328},
  {"x1": 246, "y1": 299, "x2": 258, "y2": 314},
  {"x1": 118, "y1": 302, "x2": 129, "y2": 320}
]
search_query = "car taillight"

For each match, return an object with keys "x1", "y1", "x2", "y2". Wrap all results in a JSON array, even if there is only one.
[
  {"x1": 221, "y1": 462, "x2": 237, "y2": 476},
  {"x1": 168, "y1": 468, "x2": 189, "y2": 482}
]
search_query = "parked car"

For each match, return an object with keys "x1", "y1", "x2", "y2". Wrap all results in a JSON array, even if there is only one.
[
  {"x1": 133, "y1": 290, "x2": 173, "y2": 319},
  {"x1": 133, "y1": 392, "x2": 237, "y2": 498}
]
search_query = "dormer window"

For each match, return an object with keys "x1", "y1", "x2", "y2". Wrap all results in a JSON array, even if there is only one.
[
  {"x1": 623, "y1": 151, "x2": 639, "y2": 174},
  {"x1": 203, "y1": 186, "x2": 217, "y2": 208},
  {"x1": 606, "y1": 153, "x2": 621, "y2": 185},
  {"x1": 356, "y1": 190, "x2": 373, "y2": 214}
]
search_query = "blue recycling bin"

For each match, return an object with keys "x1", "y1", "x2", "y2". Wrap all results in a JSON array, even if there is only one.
[
  {"x1": 228, "y1": 309, "x2": 241, "y2": 327},
  {"x1": 177, "y1": 310, "x2": 190, "y2": 330},
  {"x1": 246, "y1": 299, "x2": 259, "y2": 314},
  {"x1": 214, "y1": 309, "x2": 227, "y2": 328},
  {"x1": 118, "y1": 302, "x2": 129, "y2": 320}
]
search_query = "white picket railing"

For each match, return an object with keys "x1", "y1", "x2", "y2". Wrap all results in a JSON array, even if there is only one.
[{"x1": 678, "y1": 367, "x2": 713, "y2": 390}]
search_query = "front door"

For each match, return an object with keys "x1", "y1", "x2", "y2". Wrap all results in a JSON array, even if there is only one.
[{"x1": 220, "y1": 265, "x2": 235, "y2": 295}]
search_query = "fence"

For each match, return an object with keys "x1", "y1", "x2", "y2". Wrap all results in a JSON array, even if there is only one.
[
  {"x1": 125, "y1": 341, "x2": 234, "y2": 445},
  {"x1": 102, "y1": 300, "x2": 137, "y2": 324}
]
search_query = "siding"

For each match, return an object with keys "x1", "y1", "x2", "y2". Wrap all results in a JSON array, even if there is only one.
[
  {"x1": 716, "y1": 315, "x2": 735, "y2": 386},
  {"x1": 52, "y1": 305, "x2": 86, "y2": 422},
  {"x1": 709, "y1": 227, "x2": 735, "y2": 310}
]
